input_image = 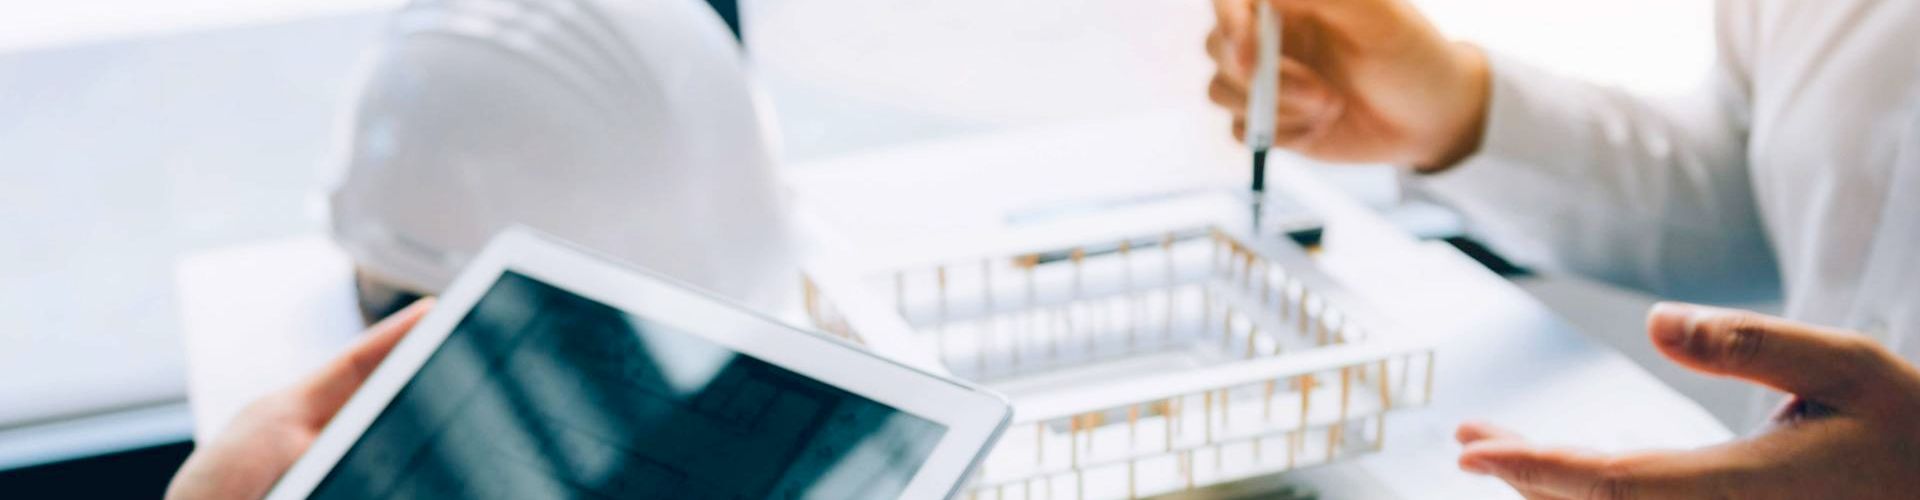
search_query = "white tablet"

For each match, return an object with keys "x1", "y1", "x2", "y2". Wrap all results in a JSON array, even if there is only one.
[{"x1": 266, "y1": 228, "x2": 1011, "y2": 499}]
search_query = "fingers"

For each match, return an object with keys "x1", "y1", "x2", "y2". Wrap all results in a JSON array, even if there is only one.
[
  {"x1": 1210, "y1": 0, "x2": 1257, "y2": 79},
  {"x1": 1209, "y1": 72, "x2": 1247, "y2": 112},
  {"x1": 342, "y1": 297, "x2": 435, "y2": 383},
  {"x1": 1205, "y1": 27, "x2": 1249, "y2": 86},
  {"x1": 1646, "y1": 302, "x2": 1891, "y2": 411},
  {"x1": 1211, "y1": 0, "x2": 1251, "y2": 38},
  {"x1": 1270, "y1": 0, "x2": 1399, "y2": 32},
  {"x1": 1455, "y1": 424, "x2": 1580, "y2": 499},
  {"x1": 1234, "y1": 116, "x2": 1328, "y2": 149},
  {"x1": 299, "y1": 297, "x2": 435, "y2": 424},
  {"x1": 1462, "y1": 440, "x2": 1626, "y2": 499},
  {"x1": 1215, "y1": 59, "x2": 1339, "y2": 145},
  {"x1": 1456, "y1": 420, "x2": 1526, "y2": 445},
  {"x1": 1461, "y1": 440, "x2": 1747, "y2": 500},
  {"x1": 1208, "y1": 0, "x2": 1346, "y2": 149}
]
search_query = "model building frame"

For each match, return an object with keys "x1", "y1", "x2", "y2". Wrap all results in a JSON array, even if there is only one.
[{"x1": 801, "y1": 207, "x2": 1435, "y2": 500}]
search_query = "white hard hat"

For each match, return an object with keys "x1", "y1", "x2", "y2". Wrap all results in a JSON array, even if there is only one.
[{"x1": 328, "y1": 0, "x2": 796, "y2": 311}]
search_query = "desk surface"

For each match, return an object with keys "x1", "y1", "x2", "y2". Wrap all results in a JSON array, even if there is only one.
[{"x1": 179, "y1": 107, "x2": 1730, "y2": 499}]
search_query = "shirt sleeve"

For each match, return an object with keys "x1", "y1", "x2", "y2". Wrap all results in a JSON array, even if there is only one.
[{"x1": 1414, "y1": 0, "x2": 1780, "y2": 302}]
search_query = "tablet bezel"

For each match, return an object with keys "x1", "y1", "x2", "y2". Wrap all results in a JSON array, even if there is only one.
[{"x1": 265, "y1": 228, "x2": 1011, "y2": 499}]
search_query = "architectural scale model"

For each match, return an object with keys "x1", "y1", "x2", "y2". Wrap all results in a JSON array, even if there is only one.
[{"x1": 800, "y1": 207, "x2": 1435, "y2": 500}]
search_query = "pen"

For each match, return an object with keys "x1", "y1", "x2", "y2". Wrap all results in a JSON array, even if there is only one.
[{"x1": 1244, "y1": 1, "x2": 1281, "y2": 232}]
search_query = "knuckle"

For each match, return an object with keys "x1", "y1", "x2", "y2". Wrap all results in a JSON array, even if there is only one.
[
  {"x1": 1695, "y1": 315, "x2": 1766, "y2": 368},
  {"x1": 1586, "y1": 477, "x2": 1638, "y2": 500},
  {"x1": 1508, "y1": 462, "x2": 1541, "y2": 489},
  {"x1": 1208, "y1": 77, "x2": 1233, "y2": 102},
  {"x1": 1722, "y1": 323, "x2": 1766, "y2": 369},
  {"x1": 1585, "y1": 460, "x2": 1640, "y2": 500}
]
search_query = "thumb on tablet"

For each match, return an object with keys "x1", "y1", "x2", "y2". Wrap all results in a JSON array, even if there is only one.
[
  {"x1": 301, "y1": 297, "x2": 435, "y2": 424},
  {"x1": 166, "y1": 298, "x2": 435, "y2": 500}
]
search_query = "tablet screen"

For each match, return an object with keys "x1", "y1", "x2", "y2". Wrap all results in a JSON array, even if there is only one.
[{"x1": 308, "y1": 271, "x2": 949, "y2": 499}]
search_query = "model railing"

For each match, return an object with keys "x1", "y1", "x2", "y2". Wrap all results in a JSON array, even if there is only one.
[{"x1": 805, "y1": 224, "x2": 1434, "y2": 499}]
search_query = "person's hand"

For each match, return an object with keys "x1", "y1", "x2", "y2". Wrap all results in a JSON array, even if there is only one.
[
  {"x1": 1206, "y1": 0, "x2": 1491, "y2": 170},
  {"x1": 165, "y1": 298, "x2": 434, "y2": 500},
  {"x1": 1456, "y1": 302, "x2": 1920, "y2": 499}
]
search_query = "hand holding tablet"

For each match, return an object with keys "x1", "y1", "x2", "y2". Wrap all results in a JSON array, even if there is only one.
[
  {"x1": 175, "y1": 228, "x2": 1010, "y2": 499},
  {"x1": 167, "y1": 299, "x2": 436, "y2": 500}
]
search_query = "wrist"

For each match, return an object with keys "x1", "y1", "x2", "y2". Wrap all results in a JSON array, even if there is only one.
[{"x1": 1412, "y1": 42, "x2": 1492, "y2": 174}]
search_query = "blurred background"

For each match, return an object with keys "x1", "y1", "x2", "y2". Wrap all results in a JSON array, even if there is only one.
[{"x1": 0, "y1": 0, "x2": 1709, "y2": 495}]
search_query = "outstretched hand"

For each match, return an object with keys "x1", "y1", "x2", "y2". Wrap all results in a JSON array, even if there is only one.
[
  {"x1": 1456, "y1": 303, "x2": 1920, "y2": 499},
  {"x1": 165, "y1": 299, "x2": 434, "y2": 500}
]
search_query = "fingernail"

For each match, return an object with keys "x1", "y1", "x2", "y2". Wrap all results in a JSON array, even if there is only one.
[
  {"x1": 1460, "y1": 457, "x2": 1495, "y2": 475},
  {"x1": 1649, "y1": 302, "x2": 1696, "y2": 347}
]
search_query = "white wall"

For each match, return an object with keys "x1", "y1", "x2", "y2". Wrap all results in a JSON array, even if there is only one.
[
  {"x1": 0, "y1": 0, "x2": 401, "y2": 52},
  {"x1": 746, "y1": 0, "x2": 1713, "y2": 133}
]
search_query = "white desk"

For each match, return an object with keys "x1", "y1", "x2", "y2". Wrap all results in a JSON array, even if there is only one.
[{"x1": 180, "y1": 106, "x2": 1729, "y2": 498}]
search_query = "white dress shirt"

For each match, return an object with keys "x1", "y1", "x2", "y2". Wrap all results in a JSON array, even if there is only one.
[
  {"x1": 328, "y1": 0, "x2": 798, "y2": 311},
  {"x1": 1420, "y1": 0, "x2": 1920, "y2": 426}
]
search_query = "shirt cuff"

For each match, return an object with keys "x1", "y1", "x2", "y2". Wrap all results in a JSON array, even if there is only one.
[{"x1": 1417, "y1": 51, "x2": 1593, "y2": 193}]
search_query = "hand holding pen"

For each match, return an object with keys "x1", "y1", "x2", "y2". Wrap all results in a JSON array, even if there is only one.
[{"x1": 1205, "y1": 0, "x2": 1492, "y2": 172}]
